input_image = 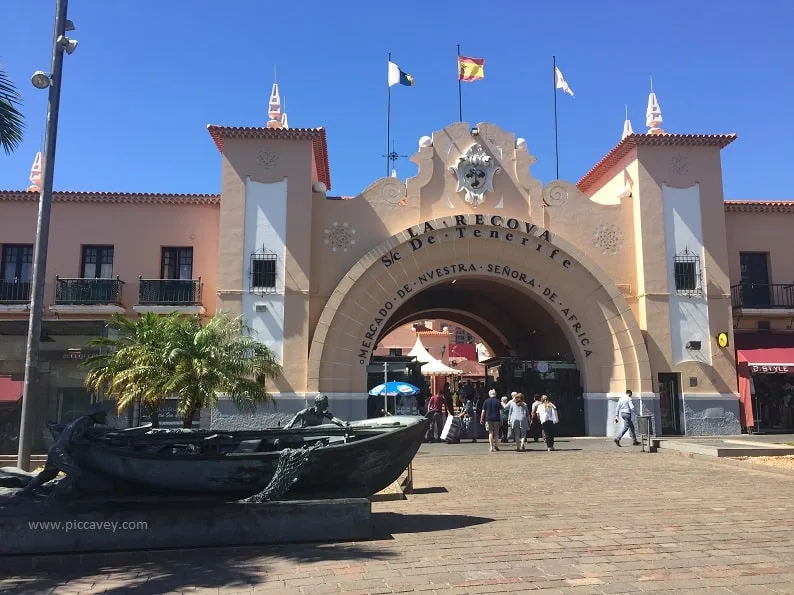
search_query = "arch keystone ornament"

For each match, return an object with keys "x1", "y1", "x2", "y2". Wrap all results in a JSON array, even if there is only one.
[{"x1": 449, "y1": 144, "x2": 501, "y2": 207}]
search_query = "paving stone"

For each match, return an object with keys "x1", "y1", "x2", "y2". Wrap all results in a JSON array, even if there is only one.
[{"x1": 4, "y1": 446, "x2": 794, "y2": 594}]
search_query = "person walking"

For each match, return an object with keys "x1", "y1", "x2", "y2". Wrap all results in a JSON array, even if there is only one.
[
  {"x1": 614, "y1": 389, "x2": 641, "y2": 446},
  {"x1": 537, "y1": 395, "x2": 559, "y2": 451},
  {"x1": 499, "y1": 396, "x2": 510, "y2": 443},
  {"x1": 529, "y1": 393, "x2": 542, "y2": 442},
  {"x1": 425, "y1": 393, "x2": 445, "y2": 443},
  {"x1": 461, "y1": 395, "x2": 478, "y2": 442},
  {"x1": 480, "y1": 389, "x2": 504, "y2": 452},
  {"x1": 506, "y1": 392, "x2": 529, "y2": 451}
]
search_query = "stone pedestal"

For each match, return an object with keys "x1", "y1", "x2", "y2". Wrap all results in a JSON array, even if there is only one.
[{"x1": 0, "y1": 498, "x2": 372, "y2": 555}]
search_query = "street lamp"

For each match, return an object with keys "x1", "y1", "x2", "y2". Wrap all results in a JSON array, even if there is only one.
[{"x1": 17, "y1": 0, "x2": 78, "y2": 471}]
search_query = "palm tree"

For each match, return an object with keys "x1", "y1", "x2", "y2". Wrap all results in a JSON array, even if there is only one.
[
  {"x1": 83, "y1": 312, "x2": 175, "y2": 427},
  {"x1": 160, "y1": 313, "x2": 282, "y2": 427},
  {"x1": 0, "y1": 66, "x2": 24, "y2": 154},
  {"x1": 83, "y1": 312, "x2": 282, "y2": 428}
]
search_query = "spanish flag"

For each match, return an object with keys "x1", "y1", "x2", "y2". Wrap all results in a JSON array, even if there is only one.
[{"x1": 458, "y1": 55, "x2": 484, "y2": 82}]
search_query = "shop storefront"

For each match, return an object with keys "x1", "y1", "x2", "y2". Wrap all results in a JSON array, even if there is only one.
[
  {"x1": 0, "y1": 321, "x2": 105, "y2": 454},
  {"x1": 737, "y1": 345, "x2": 794, "y2": 433}
]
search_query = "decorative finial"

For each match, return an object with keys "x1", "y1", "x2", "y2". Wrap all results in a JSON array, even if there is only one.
[
  {"x1": 622, "y1": 104, "x2": 634, "y2": 140},
  {"x1": 646, "y1": 77, "x2": 664, "y2": 134},
  {"x1": 27, "y1": 152, "x2": 43, "y2": 192},
  {"x1": 391, "y1": 168, "x2": 397, "y2": 178},
  {"x1": 281, "y1": 95, "x2": 288, "y2": 129},
  {"x1": 266, "y1": 75, "x2": 282, "y2": 129}
]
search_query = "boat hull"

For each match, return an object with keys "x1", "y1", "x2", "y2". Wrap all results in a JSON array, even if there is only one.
[{"x1": 69, "y1": 416, "x2": 429, "y2": 500}]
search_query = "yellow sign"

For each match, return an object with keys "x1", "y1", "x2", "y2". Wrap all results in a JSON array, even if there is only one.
[{"x1": 717, "y1": 332, "x2": 729, "y2": 348}]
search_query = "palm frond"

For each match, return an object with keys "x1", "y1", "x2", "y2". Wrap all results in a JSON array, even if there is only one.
[{"x1": 0, "y1": 67, "x2": 24, "y2": 154}]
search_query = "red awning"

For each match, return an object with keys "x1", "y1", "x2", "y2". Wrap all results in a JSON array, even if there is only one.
[
  {"x1": 0, "y1": 376, "x2": 23, "y2": 403},
  {"x1": 737, "y1": 348, "x2": 794, "y2": 373}
]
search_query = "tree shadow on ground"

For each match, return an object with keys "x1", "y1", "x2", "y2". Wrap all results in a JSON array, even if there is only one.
[
  {"x1": 2, "y1": 542, "x2": 395, "y2": 595},
  {"x1": 0, "y1": 513, "x2": 492, "y2": 595}
]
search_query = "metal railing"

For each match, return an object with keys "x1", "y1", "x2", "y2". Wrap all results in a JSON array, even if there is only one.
[
  {"x1": 54, "y1": 276, "x2": 125, "y2": 305},
  {"x1": 0, "y1": 279, "x2": 32, "y2": 303},
  {"x1": 138, "y1": 277, "x2": 202, "y2": 306},
  {"x1": 730, "y1": 283, "x2": 794, "y2": 309}
]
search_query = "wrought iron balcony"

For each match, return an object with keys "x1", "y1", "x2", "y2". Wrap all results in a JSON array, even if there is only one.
[
  {"x1": 731, "y1": 283, "x2": 794, "y2": 309},
  {"x1": 138, "y1": 277, "x2": 202, "y2": 306},
  {"x1": 0, "y1": 279, "x2": 32, "y2": 303},
  {"x1": 55, "y1": 276, "x2": 125, "y2": 305}
]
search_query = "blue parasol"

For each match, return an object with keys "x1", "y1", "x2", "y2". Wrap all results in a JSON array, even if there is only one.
[{"x1": 368, "y1": 381, "x2": 420, "y2": 397}]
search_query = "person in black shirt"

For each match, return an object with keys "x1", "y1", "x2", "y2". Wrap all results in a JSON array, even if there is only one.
[{"x1": 480, "y1": 389, "x2": 504, "y2": 452}]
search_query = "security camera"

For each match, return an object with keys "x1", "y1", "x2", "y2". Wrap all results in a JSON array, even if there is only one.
[
  {"x1": 470, "y1": 127, "x2": 480, "y2": 136},
  {"x1": 31, "y1": 71, "x2": 51, "y2": 89},
  {"x1": 57, "y1": 35, "x2": 78, "y2": 55}
]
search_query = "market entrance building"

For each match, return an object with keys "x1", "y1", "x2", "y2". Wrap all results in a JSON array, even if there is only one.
[
  {"x1": 203, "y1": 104, "x2": 744, "y2": 436},
  {"x1": 1, "y1": 84, "x2": 749, "y2": 440}
]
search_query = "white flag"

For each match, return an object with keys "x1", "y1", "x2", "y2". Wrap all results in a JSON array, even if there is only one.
[{"x1": 555, "y1": 66, "x2": 574, "y2": 97}]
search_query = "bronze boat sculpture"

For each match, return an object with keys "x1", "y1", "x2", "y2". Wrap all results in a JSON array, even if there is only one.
[{"x1": 66, "y1": 415, "x2": 430, "y2": 501}]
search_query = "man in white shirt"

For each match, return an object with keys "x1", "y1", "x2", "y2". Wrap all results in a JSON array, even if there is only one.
[{"x1": 614, "y1": 389, "x2": 641, "y2": 446}]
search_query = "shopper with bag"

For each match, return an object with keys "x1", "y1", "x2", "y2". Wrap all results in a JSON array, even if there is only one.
[{"x1": 537, "y1": 395, "x2": 559, "y2": 452}]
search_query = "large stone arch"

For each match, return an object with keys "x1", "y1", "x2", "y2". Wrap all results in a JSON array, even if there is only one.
[{"x1": 308, "y1": 216, "x2": 652, "y2": 401}]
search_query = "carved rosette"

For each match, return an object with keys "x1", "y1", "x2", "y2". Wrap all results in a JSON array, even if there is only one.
[
  {"x1": 256, "y1": 150, "x2": 278, "y2": 169},
  {"x1": 669, "y1": 153, "x2": 689, "y2": 176},
  {"x1": 449, "y1": 144, "x2": 501, "y2": 207},
  {"x1": 592, "y1": 224, "x2": 624, "y2": 256},
  {"x1": 543, "y1": 182, "x2": 569, "y2": 207},
  {"x1": 324, "y1": 222, "x2": 356, "y2": 252}
]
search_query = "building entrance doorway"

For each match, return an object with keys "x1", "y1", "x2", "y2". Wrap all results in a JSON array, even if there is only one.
[
  {"x1": 658, "y1": 372, "x2": 683, "y2": 435},
  {"x1": 484, "y1": 358, "x2": 583, "y2": 436}
]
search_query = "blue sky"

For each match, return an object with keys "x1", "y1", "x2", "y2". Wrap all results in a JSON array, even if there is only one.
[{"x1": 1, "y1": 0, "x2": 792, "y2": 198}]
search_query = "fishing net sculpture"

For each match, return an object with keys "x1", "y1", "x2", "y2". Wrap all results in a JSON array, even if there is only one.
[{"x1": 240, "y1": 440, "x2": 325, "y2": 503}]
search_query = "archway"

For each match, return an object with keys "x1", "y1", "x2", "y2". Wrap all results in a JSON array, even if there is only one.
[
  {"x1": 308, "y1": 216, "x2": 652, "y2": 435},
  {"x1": 379, "y1": 310, "x2": 505, "y2": 359}
]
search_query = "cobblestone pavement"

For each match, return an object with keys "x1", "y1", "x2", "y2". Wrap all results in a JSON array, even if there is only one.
[{"x1": 4, "y1": 439, "x2": 794, "y2": 594}]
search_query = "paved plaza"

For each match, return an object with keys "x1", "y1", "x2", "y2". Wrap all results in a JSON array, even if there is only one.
[{"x1": 4, "y1": 439, "x2": 794, "y2": 594}]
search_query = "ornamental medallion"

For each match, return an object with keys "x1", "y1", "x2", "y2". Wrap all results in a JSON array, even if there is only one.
[{"x1": 449, "y1": 144, "x2": 501, "y2": 207}]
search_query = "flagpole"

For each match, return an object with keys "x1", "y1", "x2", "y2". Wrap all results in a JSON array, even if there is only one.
[
  {"x1": 553, "y1": 55, "x2": 559, "y2": 179},
  {"x1": 457, "y1": 44, "x2": 463, "y2": 122},
  {"x1": 387, "y1": 52, "x2": 392, "y2": 177}
]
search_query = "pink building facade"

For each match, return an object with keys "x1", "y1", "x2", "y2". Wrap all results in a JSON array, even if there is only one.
[{"x1": 2, "y1": 87, "x2": 794, "y2": 451}]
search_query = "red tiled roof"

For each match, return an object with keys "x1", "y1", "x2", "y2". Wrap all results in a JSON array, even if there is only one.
[
  {"x1": 725, "y1": 200, "x2": 794, "y2": 213},
  {"x1": 577, "y1": 133, "x2": 737, "y2": 194},
  {"x1": 0, "y1": 190, "x2": 220, "y2": 205},
  {"x1": 206, "y1": 125, "x2": 331, "y2": 190}
]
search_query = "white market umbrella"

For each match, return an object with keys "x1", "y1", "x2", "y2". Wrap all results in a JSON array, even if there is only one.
[{"x1": 421, "y1": 358, "x2": 463, "y2": 376}]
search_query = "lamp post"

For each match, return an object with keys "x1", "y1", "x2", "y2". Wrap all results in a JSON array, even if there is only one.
[{"x1": 17, "y1": 0, "x2": 78, "y2": 470}]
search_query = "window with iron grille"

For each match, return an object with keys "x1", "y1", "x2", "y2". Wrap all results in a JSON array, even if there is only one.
[
  {"x1": 673, "y1": 249, "x2": 701, "y2": 296},
  {"x1": 250, "y1": 248, "x2": 277, "y2": 292}
]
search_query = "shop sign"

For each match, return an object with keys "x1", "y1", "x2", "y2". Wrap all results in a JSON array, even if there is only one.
[
  {"x1": 750, "y1": 365, "x2": 792, "y2": 374},
  {"x1": 140, "y1": 398, "x2": 200, "y2": 428}
]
